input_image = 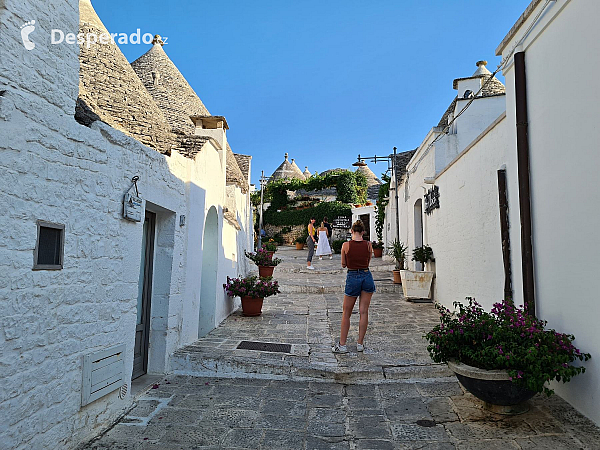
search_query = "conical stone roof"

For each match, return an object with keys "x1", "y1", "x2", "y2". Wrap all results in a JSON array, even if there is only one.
[
  {"x1": 131, "y1": 37, "x2": 210, "y2": 135},
  {"x1": 130, "y1": 32, "x2": 247, "y2": 191},
  {"x1": 356, "y1": 164, "x2": 382, "y2": 187},
  {"x1": 270, "y1": 153, "x2": 306, "y2": 182},
  {"x1": 226, "y1": 143, "x2": 248, "y2": 192},
  {"x1": 290, "y1": 159, "x2": 306, "y2": 180},
  {"x1": 303, "y1": 166, "x2": 312, "y2": 178},
  {"x1": 77, "y1": 0, "x2": 175, "y2": 154}
]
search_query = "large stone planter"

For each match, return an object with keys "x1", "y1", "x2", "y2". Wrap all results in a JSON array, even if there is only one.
[
  {"x1": 240, "y1": 296, "x2": 264, "y2": 316},
  {"x1": 400, "y1": 270, "x2": 434, "y2": 300},
  {"x1": 448, "y1": 360, "x2": 536, "y2": 415}
]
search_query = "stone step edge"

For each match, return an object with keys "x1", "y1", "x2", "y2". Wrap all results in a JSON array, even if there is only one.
[
  {"x1": 279, "y1": 284, "x2": 404, "y2": 294},
  {"x1": 169, "y1": 354, "x2": 452, "y2": 384}
]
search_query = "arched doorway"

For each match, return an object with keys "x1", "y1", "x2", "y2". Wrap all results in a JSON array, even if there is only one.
[
  {"x1": 414, "y1": 199, "x2": 424, "y2": 270},
  {"x1": 199, "y1": 206, "x2": 218, "y2": 338}
]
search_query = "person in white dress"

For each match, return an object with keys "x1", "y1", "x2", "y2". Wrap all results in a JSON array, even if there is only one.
[{"x1": 316, "y1": 222, "x2": 333, "y2": 260}]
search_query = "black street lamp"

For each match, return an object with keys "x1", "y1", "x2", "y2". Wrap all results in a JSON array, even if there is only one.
[
  {"x1": 257, "y1": 170, "x2": 268, "y2": 249},
  {"x1": 353, "y1": 147, "x2": 400, "y2": 243}
]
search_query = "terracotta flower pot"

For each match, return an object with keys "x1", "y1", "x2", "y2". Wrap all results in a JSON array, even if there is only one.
[
  {"x1": 240, "y1": 296, "x2": 264, "y2": 316},
  {"x1": 258, "y1": 265, "x2": 275, "y2": 278},
  {"x1": 373, "y1": 248, "x2": 383, "y2": 258},
  {"x1": 392, "y1": 270, "x2": 402, "y2": 284},
  {"x1": 295, "y1": 243, "x2": 304, "y2": 250}
]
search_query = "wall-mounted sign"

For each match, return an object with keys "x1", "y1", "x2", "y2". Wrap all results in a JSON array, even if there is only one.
[
  {"x1": 124, "y1": 192, "x2": 143, "y2": 222},
  {"x1": 424, "y1": 185, "x2": 440, "y2": 215},
  {"x1": 333, "y1": 216, "x2": 352, "y2": 229}
]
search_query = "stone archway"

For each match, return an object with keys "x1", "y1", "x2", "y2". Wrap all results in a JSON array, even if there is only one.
[{"x1": 199, "y1": 206, "x2": 218, "y2": 338}]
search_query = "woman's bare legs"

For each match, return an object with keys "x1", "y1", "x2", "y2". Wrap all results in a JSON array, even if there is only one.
[
  {"x1": 339, "y1": 295, "x2": 358, "y2": 346},
  {"x1": 358, "y1": 291, "x2": 373, "y2": 345}
]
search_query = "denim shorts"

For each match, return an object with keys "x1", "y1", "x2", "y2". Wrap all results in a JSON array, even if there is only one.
[{"x1": 345, "y1": 270, "x2": 376, "y2": 297}]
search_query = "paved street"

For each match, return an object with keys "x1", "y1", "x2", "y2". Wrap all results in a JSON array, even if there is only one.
[{"x1": 84, "y1": 247, "x2": 600, "y2": 449}]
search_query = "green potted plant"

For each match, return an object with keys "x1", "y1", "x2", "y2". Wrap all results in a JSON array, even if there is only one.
[
  {"x1": 245, "y1": 249, "x2": 282, "y2": 278},
  {"x1": 262, "y1": 239, "x2": 277, "y2": 257},
  {"x1": 387, "y1": 239, "x2": 408, "y2": 284},
  {"x1": 295, "y1": 231, "x2": 308, "y2": 250},
  {"x1": 425, "y1": 298, "x2": 591, "y2": 414},
  {"x1": 371, "y1": 241, "x2": 384, "y2": 258},
  {"x1": 224, "y1": 275, "x2": 281, "y2": 316},
  {"x1": 400, "y1": 245, "x2": 435, "y2": 301}
]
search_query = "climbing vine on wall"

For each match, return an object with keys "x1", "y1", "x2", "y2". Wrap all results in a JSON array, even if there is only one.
[
  {"x1": 263, "y1": 201, "x2": 352, "y2": 227},
  {"x1": 375, "y1": 173, "x2": 390, "y2": 243},
  {"x1": 265, "y1": 170, "x2": 368, "y2": 208}
]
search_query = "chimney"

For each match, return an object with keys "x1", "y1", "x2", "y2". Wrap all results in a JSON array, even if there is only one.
[
  {"x1": 453, "y1": 60, "x2": 492, "y2": 99},
  {"x1": 191, "y1": 115, "x2": 229, "y2": 151}
]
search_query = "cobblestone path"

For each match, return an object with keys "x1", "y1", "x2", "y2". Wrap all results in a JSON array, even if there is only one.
[{"x1": 84, "y1": 247, "x2": 600, "y2": 449}]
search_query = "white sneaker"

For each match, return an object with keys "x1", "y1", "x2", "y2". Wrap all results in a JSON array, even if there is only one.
[
  {"x1": 329, "y1": 255, "x2": 333, "y2": 260},
  {"x1": 319, "y1": 256, "x2": 323, "y2": 260},
  {"x1": 307, "y1": 265, "x2": 315, "y2": 270},
  {"x1": 357, "y1": 343, "x2": 364, "y2": 352},
  {"x1": 332, "y1": 342, "x2": 348, "y2": 354}
]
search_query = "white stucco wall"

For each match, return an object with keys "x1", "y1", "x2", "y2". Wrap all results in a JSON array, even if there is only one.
[
  {"x1": 351, "y1": 205, "x2": 377, "y2": 242},
  {"x1": 0, "y1": 0, "x2": 251, "y2": 447},
  {"x1": 499, "y1": 0, "x2": 600, "y2": 425},
  {"x1": 428, "y1": 117, "x2": 513, "y2": 310}
]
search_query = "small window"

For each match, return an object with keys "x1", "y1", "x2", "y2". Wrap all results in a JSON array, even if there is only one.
[{"x1": 33, "y1": 221, "x2": 65, "y2": 270}]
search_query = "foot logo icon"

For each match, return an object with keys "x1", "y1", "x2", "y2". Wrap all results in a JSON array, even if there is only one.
[{"x1": 20, "y1": 20, "x2": 36, "y2": 51}]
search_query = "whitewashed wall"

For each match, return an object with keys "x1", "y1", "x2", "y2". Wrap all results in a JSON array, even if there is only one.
[
  {"x1": 0, "y1": 0, "x2": 249, "y2": 447},
  {"x1": 427, "y1": 117, "x2": 512, "y2": 311},
  {"x1": 499, "y1": 0, "x2": 600, "y2": 425}
]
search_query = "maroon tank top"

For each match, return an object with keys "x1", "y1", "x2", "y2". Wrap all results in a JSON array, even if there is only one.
[{"x1": 346, "y1": 240, "x2": 370, "y2": 270}]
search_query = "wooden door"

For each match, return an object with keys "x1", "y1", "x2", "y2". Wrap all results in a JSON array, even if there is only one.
[{"x1": 133, "y1": 211, "x2": 155, "y2": 379}]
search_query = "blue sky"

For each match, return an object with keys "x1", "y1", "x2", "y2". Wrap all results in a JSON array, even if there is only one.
[{"x1": 94, "y1": 0, "x2": 530, "y2": 185}]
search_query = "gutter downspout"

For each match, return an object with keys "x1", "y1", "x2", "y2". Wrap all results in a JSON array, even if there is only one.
[{"x1": 514, "y1": 51, "x2": 536, "y2": 316}]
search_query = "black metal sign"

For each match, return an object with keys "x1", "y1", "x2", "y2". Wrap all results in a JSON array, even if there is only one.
[
  {"x1": 332, "y1": 216, "x2": 352, "y2": 229},
  {"x1": 424, "y1": 185, "x2": 440, "y2": 215}
]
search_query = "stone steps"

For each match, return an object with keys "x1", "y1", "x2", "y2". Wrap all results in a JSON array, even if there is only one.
[{"x1": 170, "y1": 346, "x2": 454, "y2": 384}]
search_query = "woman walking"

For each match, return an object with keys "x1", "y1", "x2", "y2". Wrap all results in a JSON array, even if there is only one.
[
  {"x1": 315, "y1": 221, "x2": 333, "y2": 260},
  {"x1": 306, "y1": 217, "x2": 317, "y2": 270},
  {"x1": 332, "y1": 220, "x2": 376, "y2": 353}
]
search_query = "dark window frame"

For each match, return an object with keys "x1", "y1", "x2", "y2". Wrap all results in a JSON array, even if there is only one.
[{"x1": 33, "y1": 220, "x2": 65, "y2": 270}]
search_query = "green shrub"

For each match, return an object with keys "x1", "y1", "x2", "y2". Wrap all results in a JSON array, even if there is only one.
[
  {"x1": 332, "y1": 240, "x2": 345, "y2": 254},
  {"x1": 264, "y1": 202, "x2": 351, "y2": 227}
]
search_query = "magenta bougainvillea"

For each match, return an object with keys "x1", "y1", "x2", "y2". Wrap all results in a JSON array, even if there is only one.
[{"x1": 425, "y1": 298, "x2": 591, "y2": 396}]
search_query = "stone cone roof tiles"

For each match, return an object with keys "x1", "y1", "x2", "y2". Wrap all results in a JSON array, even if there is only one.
[
  {"x1": 356, "y1": 164, "x2": 382, "y2": 187},
  {"x1": 290, "y1": 159, "x2": 306, "y2": 180},
  {"x1": 303, "y1": 167, "x2": 312, "y2": 178},
  {"x1": 233, "y1": 153, "x2": 252, "y2": 183},
  {"x1": 226, "y1": 143, "x2": 248, "y2": 192},
  {"x1": 77, "y1": 0, "x2": 175, "y2": 154},
  {"x1": 131, "y1": 39, "x2": 210, "y2": 135},
  {"x1": 270, "y1": 153, "x2": 306, "y2": 181}
]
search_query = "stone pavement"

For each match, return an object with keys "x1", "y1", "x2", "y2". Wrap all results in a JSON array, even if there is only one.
[{"x1": 83, "y1": 246, "x2": 600, "y2": 449}]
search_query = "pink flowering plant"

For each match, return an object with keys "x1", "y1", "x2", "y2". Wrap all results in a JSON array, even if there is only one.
[
  {"x1": 425, "y1": 298, "x2": 591, "y2": 396},
  {"x1": 245, "y1": 249, "x2": 282, "y2": 267},
  {"x1": 223, "y1": 275, "x2": 280, "y2": 299}
]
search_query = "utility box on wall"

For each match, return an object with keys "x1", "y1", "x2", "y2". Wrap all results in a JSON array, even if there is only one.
[{"x1": 81, "y1": 344, "x2": 126, "y2": 407}]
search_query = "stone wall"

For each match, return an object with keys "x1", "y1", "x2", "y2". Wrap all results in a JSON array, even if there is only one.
[
  {"x1": 0, "y1": 0, "x2": 251, "y2": 447},
  {"x1": 264, "y1": 224, "x2": 305, "y2": 245}
]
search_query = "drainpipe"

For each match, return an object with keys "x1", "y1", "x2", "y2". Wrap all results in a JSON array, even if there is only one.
[{"x1": 514, "y1": 51, "x2": 536, "y2": 317}]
